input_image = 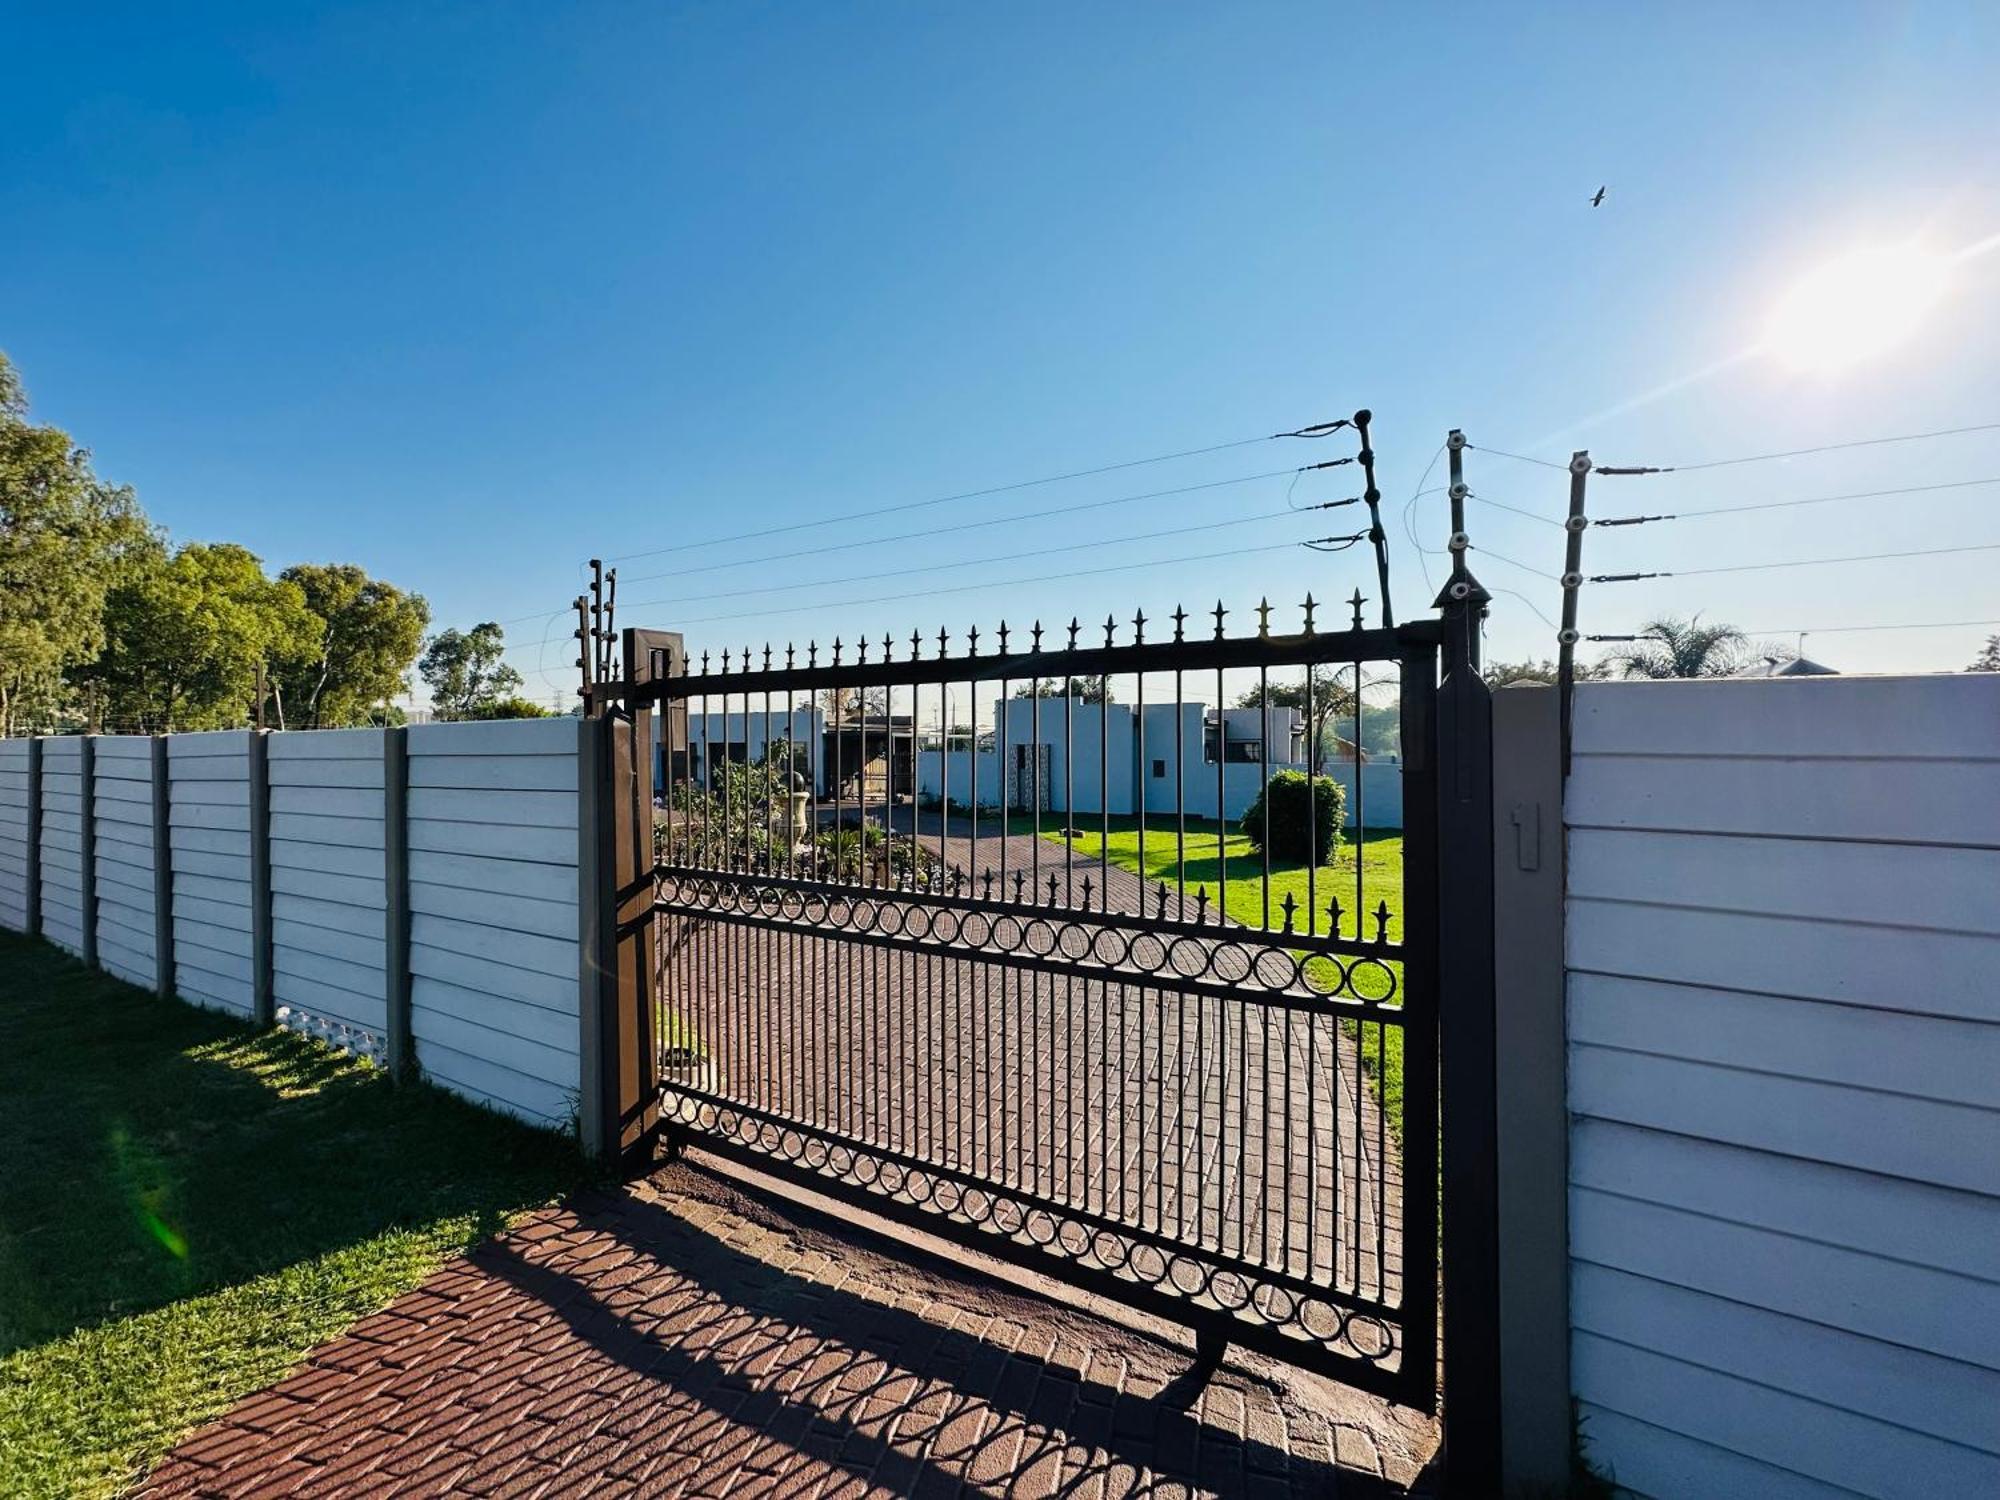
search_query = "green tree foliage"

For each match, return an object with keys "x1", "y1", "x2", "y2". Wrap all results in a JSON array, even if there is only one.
[
  {"x1": 274, "y1": 564, "x2": 430, "y2": 729},
  {"x1": 94, "y1": 544, "x2": 320, "y2": 731},
  {"x1": 1484, "y1": 658, "x2": 1608, "y2": 688},
  {"x1": 0, "y1": 354, "x2": 156, "y2": 734},
  {"x1": 1239, "y1": 768, "x2": 1346, "y2": 865},
  {"x1": 418, "y1": 623, "x2": 523, "y2": 720},
  {"x1": 1013, "y1": 675, "x2": 1112, "y2": 704},
  {"x1": 1603, "y1": 616, "x2": 1750, "y2": 679},
  {"x1": 1483, "y1": 658, "x2": 1559, "y2": 687},
  {"x1": 1968, "y1": 635, "x2": 2000, "y2": 673},
  {"x1": 467, "y1": 696, "x2": 549, "y2": 720}
]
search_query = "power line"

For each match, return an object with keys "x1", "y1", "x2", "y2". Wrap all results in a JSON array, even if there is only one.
[
  {"x1": 602, "y1": 419, "x2": 1351, "y2": 564},
  {"x1": 505, "y1": 536, "x2": 1317, "y2": 643}
]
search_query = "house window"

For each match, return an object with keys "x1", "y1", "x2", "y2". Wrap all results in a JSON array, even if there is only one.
[{"x1": 1152, "y1": 758, "x2": 1167, "y2": 779}]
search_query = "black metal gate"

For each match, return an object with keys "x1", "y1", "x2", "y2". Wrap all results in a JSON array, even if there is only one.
[{"x1": 620, "y1": 597, "x2": 1469, "y2": 1408}]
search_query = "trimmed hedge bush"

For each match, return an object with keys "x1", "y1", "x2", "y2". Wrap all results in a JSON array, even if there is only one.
[{"x1": 1239, "y1": 769, "x2": 1345, "y2": 864}]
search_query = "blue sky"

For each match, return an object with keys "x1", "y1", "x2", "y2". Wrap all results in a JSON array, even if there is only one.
[{"x1": 5, "y1": 1, "x2": 1998, "y2": 704}]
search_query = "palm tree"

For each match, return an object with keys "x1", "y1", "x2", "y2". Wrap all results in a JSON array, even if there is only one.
[{"x1": 1604, "y1": 615, "x2": 1750, "y2": 679}]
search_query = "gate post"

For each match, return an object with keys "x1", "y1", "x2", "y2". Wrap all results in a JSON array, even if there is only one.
[
  {"x1": 1435, "y1": 593, "x2": 1501, "y2": 1495},
  {"x1": 1491, "y1": 684, "x2": 1571, "y2": 1493},
  {"x1": 579, "y1": 627, "x2": 680, "y2": 1169}
]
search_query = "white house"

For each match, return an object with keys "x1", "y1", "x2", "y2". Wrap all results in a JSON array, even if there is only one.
[{"x1": 913, "y1": 697, "x2": 1401, "y2": 826}]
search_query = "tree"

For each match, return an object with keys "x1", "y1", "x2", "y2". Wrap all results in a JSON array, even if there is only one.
[
  {"x1": 467, "y1": 696, "x2": 549, "y2": 720},
  {"x1": 273, "y1": 564, "x2": 430, "y2": 729},
  {"x1": 1483, "y1": 658, "x2": 1608, "y2": 688},
  {"x1": 1483, "y1": 658, "x2": 1558, "y2": 687},
  {"x1": 92, "y1": 543, "x2": 320, "y2": 731},
  {"x1": 1968, "y1": 635, "x2": 2000, "y2": 673},
  {"x1": 1602, "y1": 616, "x2": 1750, "y2": 680},
  {"x1": 418, "y1": 623, "x2": 523, "y2": 719},
  {"x1": 1236, "y1": 667, "x2": 1355, "y2": 771},
  {"x1": 819, "y1": 685, "x2": 890, "y2": 723},
  {"x1": 1013, "y1": 675, "x2": 1112, "y2": 704},
  {"x1": 0, "y1": 353, "x2": 156, "y2": 734}
]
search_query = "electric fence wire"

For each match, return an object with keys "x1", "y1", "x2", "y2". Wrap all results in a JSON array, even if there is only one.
[
  {"x1": 604, "y1": 418, "x2": 1354, "y2": 565},
  {"x1": 1642, "y1": 539, "x2": 2000, "y2": 581},
  {"x1": 493, "y1": 463, "x2": 1328, "y2": 632},
  {"x1": 1470, "y1": 417, "x2": 2000, "y2": 479},
  {"x1": 599, "y1": 504, "x2": 1348, "y2": 616},
  {"x1": 535, "y1": 536, "x2": 1313, "y2": 636}
]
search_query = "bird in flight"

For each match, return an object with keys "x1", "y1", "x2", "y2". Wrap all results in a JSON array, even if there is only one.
[{"x1": 1590, "y1": 185, "x2": 1607, "y2": 207}]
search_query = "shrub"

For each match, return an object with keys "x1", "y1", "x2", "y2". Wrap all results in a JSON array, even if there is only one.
[{"x1": 1239, "y1": 769, "x2": 1345, "y2": 864}]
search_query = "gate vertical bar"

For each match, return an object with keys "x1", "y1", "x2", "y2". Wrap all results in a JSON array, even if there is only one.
[
  {"x1": 1436, "y1": 590, "x2": 1501, "y2": 1492},
  {"x1": 613, "y1": 627, "x2": 666, "y2": 1168}
]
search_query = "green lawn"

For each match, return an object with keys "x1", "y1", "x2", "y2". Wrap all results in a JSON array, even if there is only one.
[
  {"x1": 1044, "y1": 818, "x2": 1409, "y2": 1139},
  {"x1": 0, "y1": 933, "x2": 588, "y2": 1498}
]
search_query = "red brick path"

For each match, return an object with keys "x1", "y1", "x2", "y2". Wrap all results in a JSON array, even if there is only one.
[{"x1": 143, "y1": 1163, "x2": 1437, "y2": 1497}]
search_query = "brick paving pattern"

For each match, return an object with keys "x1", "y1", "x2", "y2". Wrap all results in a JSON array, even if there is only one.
[{"x1": 145, "y1": 1165, "x2": 1438, "y2": 1497}]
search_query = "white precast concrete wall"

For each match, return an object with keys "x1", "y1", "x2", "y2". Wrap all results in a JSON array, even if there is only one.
[
  {"x1": 167, "y1": 731, "x2": 256, "y2": 1016},
  {"x1": 38, "y1": 736, "x2": 87, "y2": 957},
  {"x1": 0, "y1": 740, "x2": 30, "y2": 931},
  {"x1": 1563, "y1": 674, "x2": 2000, "y2": 1499},
  {"x1": 92, "y1": 736, "x2": 158, "y2": 989},
  {"x1": 407, "y1": 717, "x2": 583, "y2": 1129},
  {"x1": 269, "y1": 729, "x2": 388, "y2": 1056}
]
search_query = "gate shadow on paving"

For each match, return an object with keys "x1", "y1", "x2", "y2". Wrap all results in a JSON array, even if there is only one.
[{"x1": 146, "y1": 1163, "x2": 1438, "y2": 1496}]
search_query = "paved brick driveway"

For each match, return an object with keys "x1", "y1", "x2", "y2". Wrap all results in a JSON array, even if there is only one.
[
  {"x1": 144, "y1": 1164, "x2": 1438, "y2": 1497},
  {"x1": 658, "y1": 827, "x2": 1406, "y2": 1367}
]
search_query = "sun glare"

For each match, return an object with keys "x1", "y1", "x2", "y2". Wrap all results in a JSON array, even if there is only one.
[{"x1": 1764, "y1": 243, "x2": 1953, "y2": 374}]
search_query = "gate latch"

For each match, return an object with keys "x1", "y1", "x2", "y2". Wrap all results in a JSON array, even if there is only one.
[{"x1": 1510, "y1": 800, "x2": 1541, "y2": 872}]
